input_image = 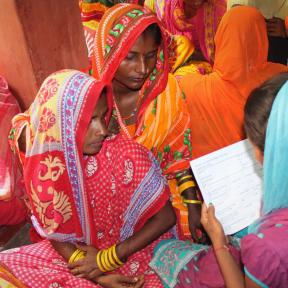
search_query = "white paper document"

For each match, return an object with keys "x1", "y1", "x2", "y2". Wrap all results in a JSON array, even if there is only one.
[{"x1": 190, "y1": 139, "x2": 262, "y2": 235}]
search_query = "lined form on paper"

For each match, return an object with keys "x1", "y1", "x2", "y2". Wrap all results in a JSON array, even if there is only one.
[{"x1": 190, "y1": 139, "x2": 262, "y2": 235}]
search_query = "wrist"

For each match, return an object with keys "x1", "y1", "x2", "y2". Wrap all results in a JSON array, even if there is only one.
[{"x1": 115, "y1": 242, "x2": 129, "y2": 262}]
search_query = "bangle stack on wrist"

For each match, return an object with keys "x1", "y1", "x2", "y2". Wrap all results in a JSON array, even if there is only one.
[
  {"x1": 177, "y1": 174, "x2": 202, "y2": 205},
  {"x1": 68, "y1": 249, "x2": 86, "y2": 263},
  {"x1": 96, "y1": 244, "x2": 124, "y2": 273}
]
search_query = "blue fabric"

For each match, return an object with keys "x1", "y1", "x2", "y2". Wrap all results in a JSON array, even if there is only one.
[
  {"x1": 150, "y1": 239, "x2": 208, "y2": 288},
  {"x1": 249, "y1": 81, "x2": 288, "y2": 233},
  {"x1": 244, "y1": 267, "x2": 268, "y2": 288}
]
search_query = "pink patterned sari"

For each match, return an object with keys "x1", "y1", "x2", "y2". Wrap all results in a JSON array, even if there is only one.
[
  {"x1": 0, "y1": 70, "x2": 170, "y2": 287},
  {"x1": 149, "y1": 0, "x2": 226, "y2": 62}
]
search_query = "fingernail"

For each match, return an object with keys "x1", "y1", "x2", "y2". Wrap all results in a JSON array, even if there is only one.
[
  {"x1": 209, "y1": 202, "x2": 213, "y2": 206},
  {"x1": 133, "y1": 277, "x2": 138, "y2": 282}
]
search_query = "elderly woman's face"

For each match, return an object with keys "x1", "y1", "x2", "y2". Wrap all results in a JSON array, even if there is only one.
[{"x1": 113, "y1": 33, "x2": 159, "y2": 91}]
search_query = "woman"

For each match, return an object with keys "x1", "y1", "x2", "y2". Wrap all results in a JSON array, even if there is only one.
[
  {"x1": 180, "y1": 6, "x2": 288, "y2": 160},
  {"x1": 144, "y1": 0, "x2": 226, "y2": 63},
  {"x1": 92, "y1": 3, "x2": 201, "y2": 241},
  {"x1": 151, "y1": 72, "x2": 288, "y2": 288},
  {"x1": 227, "y1": 0, "x2": 288, "y2": 64},
  {"x1": 0, "y1": 70, "x2": 175, "y2": 287},
  {"x1": 0, "y1": 75, "x2": 26, "y2": 226}
]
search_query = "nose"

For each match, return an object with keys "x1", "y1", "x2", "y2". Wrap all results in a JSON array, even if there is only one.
[
  {"x1": 135, "y1": 56, "x2": 148, "y2": 76},
  {"x1": 98, "y1": 120, "x2": 108, "y2": 138}
]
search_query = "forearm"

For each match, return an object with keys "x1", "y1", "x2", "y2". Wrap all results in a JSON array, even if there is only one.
[
  {"x1": 214, "y1": 244, "x2": 245, "y2": 288},
  {"x1": 116, "y1": 201, "x2": 176, "y2": 261},
  {"x1": 50, "y1": 240, "x2": 77, "y2": 261}
]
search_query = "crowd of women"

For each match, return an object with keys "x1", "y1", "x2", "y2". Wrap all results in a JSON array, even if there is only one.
[{"x1": 0, "y1": 1, "x2": 287, "y2": 287}]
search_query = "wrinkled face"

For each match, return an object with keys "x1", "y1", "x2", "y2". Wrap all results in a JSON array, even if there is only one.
[
  {"x1": 83, "y1": 92, "x2": 108, "y2": 155},
  {"x1": 113, "y1": 32, "x2": 159, "y2": 91},
  {"x1": 183, "y1": 0, "x2": 206, "y2": 18}
]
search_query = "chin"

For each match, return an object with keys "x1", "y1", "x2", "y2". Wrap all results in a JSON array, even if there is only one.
[{"x1": 83, "y1": 147, "x2": 101, "y2": 156}]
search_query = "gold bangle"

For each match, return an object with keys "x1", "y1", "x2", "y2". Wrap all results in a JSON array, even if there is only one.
[
  {"x1": 100, "y1": 250, "x2": 111, "y2": 272},
  {"x1": 74, "y1": 251, "x2": 86, "y2": 262},
  {"x1": 179, "y1": 180, "x2": 196, "y2": 194},
  {"x1": 112, "y1": 245, "x2": 124, "y2": 266},
  {"x1": 96, "y1": 250, "x2": 106, "y2": 272},
  {"x1": 183, "y1": 199, "x2": 202, "y2": 205},
  {"x1": 68, "y1": 249, "x2": 82, "y2": 264},
  {"x1": 178, "y1": 175, "x2": 192, "y2": 182},
  {"x1": 108, "y1": 244, "x2": 119, "y2": 268},
  {"x1": 103, "y1": 248, "x2": 113, "y2": 271}
]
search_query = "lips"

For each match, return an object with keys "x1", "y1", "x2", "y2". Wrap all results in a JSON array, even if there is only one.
[{"x1": 131, "y1": 77, "x2": 146, "y2": 83}]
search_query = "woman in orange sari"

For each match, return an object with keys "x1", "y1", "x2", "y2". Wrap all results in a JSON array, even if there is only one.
[
  {"x1": 180, "y1": 6, "x2": 288, "y2": 160},
  {"x1": 92, "y1": 3, "x2": 202, "y2": 241}
]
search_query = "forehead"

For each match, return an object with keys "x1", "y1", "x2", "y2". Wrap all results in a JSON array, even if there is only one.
[
  {"x1": 129, "y1": 33, "x2": 159, "y2": 53},
  {"x1": 93, "y1": 92, "x2": 107, "y2": 113}
]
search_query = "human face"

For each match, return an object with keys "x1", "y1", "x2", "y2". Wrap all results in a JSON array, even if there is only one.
[
  {"x1": 113, "y1": 33, "x2": 159, "y2": 91},
  {"x1": 183, "y1": 0, "x2": 206, "y2": 18},
  {"x1": 83, "y1": 92, "x2": 108, "y2": 155}
]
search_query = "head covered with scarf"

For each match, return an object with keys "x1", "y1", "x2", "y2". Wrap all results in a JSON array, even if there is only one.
[
  {"x1": 11, "y1": 70, "x2": 113, "y2": 244},
  {"x1": 92, "y1": 3, "x2": 169, "y2": 122},
  {"x1": 245, "y1": 73, "x2": 288, "y2": 232},
  {"x1": 179, "y1": 6, "x2": 288, "y2": 159}
]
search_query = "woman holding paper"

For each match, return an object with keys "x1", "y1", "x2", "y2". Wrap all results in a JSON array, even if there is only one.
[{"x1": 150, "y1": 72, "x2": 288, "y2": 287}]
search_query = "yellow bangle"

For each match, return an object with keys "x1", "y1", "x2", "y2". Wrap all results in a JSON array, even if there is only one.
[
  {"x1": 103, "y1": 248, "x2": 113, "y2": 271},
  {"x1": 179, "y1": 180, "x2": 196, "y2": 194},
  {"x1": 112, "y1": 245, "x2": 124, "y2": 266},
  {"x1": 96, "y1": 250, "x2": 106, "y2": 272},
  {"x1": 100, "y1": 250, "x2": 111, "y2": 272},
  {"x1": 108, "y1": 245, "x2": 119, "y2": 269},
  {"x1": 183, "y1": 199, "x2": 202, "y2": 205},
  {"x1": 74, "y1": 251, "x2": 86, "y2": 262},
  {"x1": 178, "y1": 175, "x2": 192, "y2": 182},
  {"x1": 68, "y1": 249, "x2": 82, "y2": 264}
]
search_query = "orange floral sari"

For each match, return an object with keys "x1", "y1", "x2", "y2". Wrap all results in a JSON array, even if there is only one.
[{"x1": 92, "y1": 4, "x2": 193, "y2": 237}]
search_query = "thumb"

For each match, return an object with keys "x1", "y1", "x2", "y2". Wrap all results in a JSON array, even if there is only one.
[
  {"x1": 207, "y1": 203, "x2": 216, "y2": 220},
  {"x1": 119, "y1": 275, "x2": 139, "y2": 284}
]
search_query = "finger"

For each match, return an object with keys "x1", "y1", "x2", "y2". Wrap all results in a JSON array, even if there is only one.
[
  {"x1": 120, "y1": 276, "x2": 139, "y2": 284},
  {"x1": 135, "y1": 275, "x2": 145, "y2": 288},
  {"x1": 67, "y1": 258, "x2": 86, "y2": 269},
  {"x1": 70, "y1": 266, "x2": 92, "y2": 276},
  {"x1": 200, "y1": 203, "x2": 208, "y2": 224},
  {"x1": 207, "y1": 203, "x2": 216, "y2": 220},
  {"x1": 87, "y1": 269, "x2": 103, "y2": 280}
]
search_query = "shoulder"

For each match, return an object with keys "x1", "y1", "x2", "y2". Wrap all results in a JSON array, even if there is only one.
[{"x1": 241, "y1": 224, "x2": 288, "y2": 286}]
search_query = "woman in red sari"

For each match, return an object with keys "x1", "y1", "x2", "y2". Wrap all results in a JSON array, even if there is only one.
[{"x1": 0, "y1": 70, "x2": 175, "y2": 287}]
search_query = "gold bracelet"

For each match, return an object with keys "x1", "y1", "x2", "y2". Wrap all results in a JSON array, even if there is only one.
[
  {"x1": 112, "y1": 244, "x2": 124, "y2": 266},
  {"x1": 103, "y1": 249, "x2": 113, "y2": 271},
  {"x1": 74, "y1": 251, "x2": 86, "y2": 262},
  {"x1": 179, "y1": 180, "x2": 196, "y2": 195},
  {"x1": 108, "y1": 244, "x2": 119, "y2": 268},
  {"x1": 96, "y1": 250, "x2": 106, "y2": 272},
  {"x1": 68, "y1": 249, "x2": 82, "y2": 264},
  {"x1": 183, "y1": 199, "x2": 202, "y2": 205},
  {"x1": 178, "y1": 175, "x2": 192, "y2": 182}
]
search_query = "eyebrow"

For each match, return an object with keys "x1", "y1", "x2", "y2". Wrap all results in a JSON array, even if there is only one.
[{"x1": 128, "y1": 49, "x2": 158, "y2": 55}]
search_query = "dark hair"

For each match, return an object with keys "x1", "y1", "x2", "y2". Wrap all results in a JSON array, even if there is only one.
[
  {"x1": 142, "y1": 23, "x2": 162, "y2": 46},
  {"x1": 244, "y1": 72, "x2": 288, "y2": 152}
]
